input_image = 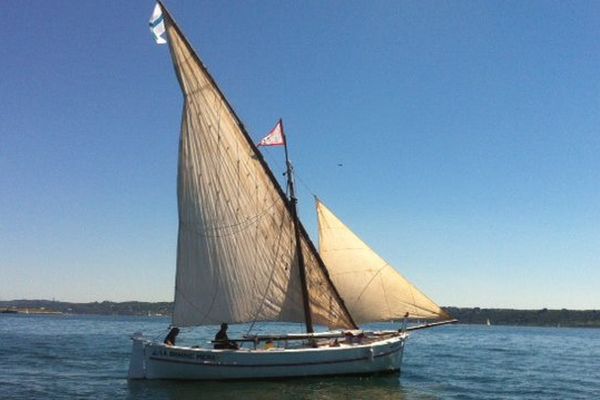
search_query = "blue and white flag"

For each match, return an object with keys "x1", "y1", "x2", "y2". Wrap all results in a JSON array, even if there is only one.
[{"x1": 149, "y1": 3, "x2": 167, "y2": 44}]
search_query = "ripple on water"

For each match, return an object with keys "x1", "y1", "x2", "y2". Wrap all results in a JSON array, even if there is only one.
[{"x1": 1, "y1": 316, "x2": 600, "y2": 400}]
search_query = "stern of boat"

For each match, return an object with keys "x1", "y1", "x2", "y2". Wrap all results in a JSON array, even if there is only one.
[{"x1": 128, "y1": 332, "x2": 147, "y2": 379}]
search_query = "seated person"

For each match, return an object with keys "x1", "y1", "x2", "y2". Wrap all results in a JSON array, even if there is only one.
[
  {"x1": 343, "y1": 331, "x2": 354, "y2": 344},
  {"x1": 163, "y1": 327, "x2": 180, "y2": 346},
  {"x1": 214, "y1": 323, "x2": 239, "y2": 350},
  {"x1": 264, "y1": 339, "x2": 275, "y2": 350}
]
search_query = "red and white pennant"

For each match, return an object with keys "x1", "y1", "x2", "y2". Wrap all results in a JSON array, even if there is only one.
[{"x1": 257, "y1": 120, "x2": 285, "y2": 147}]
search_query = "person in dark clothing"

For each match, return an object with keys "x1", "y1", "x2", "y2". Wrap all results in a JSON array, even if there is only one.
[
  {"x1": 213, "y1": 323, "x2": 238, "y2": 350},
  {"x1": 164, "y1": 327, "x2": 180, "y2": 346}
]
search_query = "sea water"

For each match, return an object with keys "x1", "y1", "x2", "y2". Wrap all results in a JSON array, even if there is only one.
[{"x1": 0, "y1": 314, "x2": 599, "y2": 399}]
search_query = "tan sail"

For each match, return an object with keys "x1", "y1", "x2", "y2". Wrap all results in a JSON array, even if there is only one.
[
  {"x1": 317, "y1": 200, "x2": 450, "y2": 323},
  {"x1": 161, "y1": 7, "x2": 355, "y2": 329}
]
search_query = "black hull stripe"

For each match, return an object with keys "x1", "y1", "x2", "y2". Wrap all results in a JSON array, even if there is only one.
[{"x1": 148, "y1": 346, "x2": 402, "y2": 368}]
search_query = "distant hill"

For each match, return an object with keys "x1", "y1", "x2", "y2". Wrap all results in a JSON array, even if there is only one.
[
  {"x1": 444, "y1": 307, "x2": 600, "y2": 328},
  {"x1": 0, "y1": 299, "x2": 172, "y2": 317},
  {"x1": 1, "y1": 300, "x2": 599, "y2": 328}
]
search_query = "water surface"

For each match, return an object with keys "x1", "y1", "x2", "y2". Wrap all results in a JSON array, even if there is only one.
[{"x1": 1, "y1": 314, "x2": 598, "y2": 399}]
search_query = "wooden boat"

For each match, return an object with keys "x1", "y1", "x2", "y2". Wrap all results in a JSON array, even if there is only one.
[{"x1": 129, "y1": 2, "x2": 455, "y2": 380}]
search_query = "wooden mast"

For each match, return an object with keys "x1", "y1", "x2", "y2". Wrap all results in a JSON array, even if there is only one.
[{"x1": 281, "y1": 119, "x2": 314, "y2": 334}]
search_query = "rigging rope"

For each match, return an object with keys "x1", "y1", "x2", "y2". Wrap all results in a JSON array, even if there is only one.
[{"x1": 245, "y1": 203, "x2": 290, "y2": 336}]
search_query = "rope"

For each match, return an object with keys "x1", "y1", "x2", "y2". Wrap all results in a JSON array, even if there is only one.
[
  {"x1": 245, "y1": 186, "x2": 291, "y2": 336},
  {"x1": 180, "y1": 198, "x2": 280, "y2": 238},
  {"x1": 260, "y1": 146, "x2": 319, "y2": 200}
]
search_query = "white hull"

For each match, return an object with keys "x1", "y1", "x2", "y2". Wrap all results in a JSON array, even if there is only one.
[{"x1": 129, "y1": 334, "x2": 407, "y2": 380}]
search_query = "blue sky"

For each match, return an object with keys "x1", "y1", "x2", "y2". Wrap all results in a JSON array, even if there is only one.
[{"x1": 1, "y1": 1, "x2": 598, "y2": 309}]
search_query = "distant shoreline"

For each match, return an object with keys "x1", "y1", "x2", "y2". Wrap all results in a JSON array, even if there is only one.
[{"x1": 1, "y1": 300, "x2": 598, "y2": 328}]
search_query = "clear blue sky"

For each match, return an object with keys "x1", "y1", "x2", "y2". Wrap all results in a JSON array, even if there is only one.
[{"x1": 1, "y1": 1, "x2": 598, "y2": 309}]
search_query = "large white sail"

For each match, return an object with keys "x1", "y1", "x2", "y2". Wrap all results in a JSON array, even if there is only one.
[
  {"x1": 317, "y1": 200, "x2": 449, "y2": 323},
  {"x1": 161, "y1": 6, "x2": 355, "y2": 329}
]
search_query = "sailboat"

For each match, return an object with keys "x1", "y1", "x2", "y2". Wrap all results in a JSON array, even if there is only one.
[{"x1": 128, "y1": 2, "x2": 456, "y2": 380}]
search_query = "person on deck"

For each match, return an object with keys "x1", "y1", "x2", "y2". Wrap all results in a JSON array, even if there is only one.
[
  {"x1": 163, "y1": 327, "x2": 180, "y2": 346},
  {"x1": 214, "y1": 323, "x2": 239, "y2": 350}
]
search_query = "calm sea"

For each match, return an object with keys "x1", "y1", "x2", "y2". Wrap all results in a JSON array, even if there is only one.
[{"x1": 0, "y1": 314, "x2": 598, "y2": 399}]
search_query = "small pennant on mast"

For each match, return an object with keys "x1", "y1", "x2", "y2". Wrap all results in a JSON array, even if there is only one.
[
  {"x1": 149, "y1": 3, "x2": 167, "y2": 44},
  {"x1": 258, "y1": 120, "x2": 286, "y2": 147}
]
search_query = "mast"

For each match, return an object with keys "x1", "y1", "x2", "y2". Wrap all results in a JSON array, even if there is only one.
[{"x1": 281, "y1": 119, "x2": 314, "y2": 334}]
